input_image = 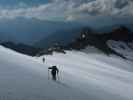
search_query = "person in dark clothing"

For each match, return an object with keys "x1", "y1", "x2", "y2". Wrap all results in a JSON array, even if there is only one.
[
  {"x1": 42, "y1": 57, "x2": 45, "y2": 63},
  {"x1": 48, "y1": 66, "x2": 59, "y2": 80}
]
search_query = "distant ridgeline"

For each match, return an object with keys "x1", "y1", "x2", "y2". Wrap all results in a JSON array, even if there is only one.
[
  {"x1": 0, "y1": 42, "x2": 42, "y2": 56},
  {"x1": 1, "y1": 26, "x2": 133, "y2": 58}
]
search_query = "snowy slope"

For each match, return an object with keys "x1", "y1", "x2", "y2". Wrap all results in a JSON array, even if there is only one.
[
  {"x1": 0, "y1": 45, "x2": 133, "y2": 100},
  {"x1": 41, "y1": 50, "x2": 133, "y2": 100},
  {"x1": 0, "y1": 46, "x2": 88, "y2": 100}
]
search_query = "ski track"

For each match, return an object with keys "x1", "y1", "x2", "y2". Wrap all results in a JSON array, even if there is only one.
[{"x1": 0, "y1": 46, "x2": 133, "y2": 100}]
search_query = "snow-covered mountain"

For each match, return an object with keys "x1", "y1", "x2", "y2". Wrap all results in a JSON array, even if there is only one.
[
  {"x1": 66, "y1": 26, "x2": 133, "y2": 60},
  {"x1": 107, "y1": 40, "x2": 133, "y2": 61},
  {"x1": 0, "y1": 44, "x2": 133, "y2": 100}
]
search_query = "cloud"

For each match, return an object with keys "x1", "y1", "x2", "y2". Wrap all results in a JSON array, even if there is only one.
[
  {"x1": 66, "y1": 0, "x2": 133, "y2": 20},
  {"x1": 0, "y1": 0, "x2": 71, "y2": 20},
  {"x1": 0, "y1": 0, "x2": 133, "y2": 21}
]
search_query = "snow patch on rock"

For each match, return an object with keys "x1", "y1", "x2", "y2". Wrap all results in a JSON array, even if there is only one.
[{"x1": 107, "y1": 40, "x2": 133, "y2": 60}]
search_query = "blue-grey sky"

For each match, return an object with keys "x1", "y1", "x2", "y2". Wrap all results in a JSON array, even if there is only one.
[{"x1": 0, "y1": 0, "x2": 132, "y2": 21}]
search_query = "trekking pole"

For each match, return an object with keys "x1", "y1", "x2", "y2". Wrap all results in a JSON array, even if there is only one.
[
  {"x1": 57, "y1": 71, "x2": 60, "y2": 81},
  {"x1": 48, "y1": 69, "x2": 49, "y2": 80}
]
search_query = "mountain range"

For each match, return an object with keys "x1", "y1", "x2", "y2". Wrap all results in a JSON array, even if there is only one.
[
  {"x1": 1, "y1": 26, "x2": 133, "y2": 60},
  {"x1": 0, "y1": 18, "x2": 84, "y2": 45}
]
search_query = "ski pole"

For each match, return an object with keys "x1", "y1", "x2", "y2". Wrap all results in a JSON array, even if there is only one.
[
  {"x1": 48, "y1": 69, "x2": 49, "y2": 80},
  {"x1": 57, "y1": 71, "x2": 60, "y2": 81}
]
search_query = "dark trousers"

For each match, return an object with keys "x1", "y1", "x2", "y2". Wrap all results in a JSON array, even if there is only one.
[{"x1": 51, "y1": 72, "x2": 57, "y2": 80}]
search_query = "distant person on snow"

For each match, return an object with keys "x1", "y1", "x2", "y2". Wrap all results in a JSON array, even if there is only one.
[
  {"x1": 48, "y1": 66, "x2": 59, "y2": 81},
  {"x1": 42, "y1": 57, "x2": 45, "y2": 63}
]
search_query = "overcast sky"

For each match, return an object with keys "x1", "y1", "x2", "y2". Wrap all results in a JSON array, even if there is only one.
[{"x1": 0, "y1": 0, "x2": 132, "y2": 21}]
